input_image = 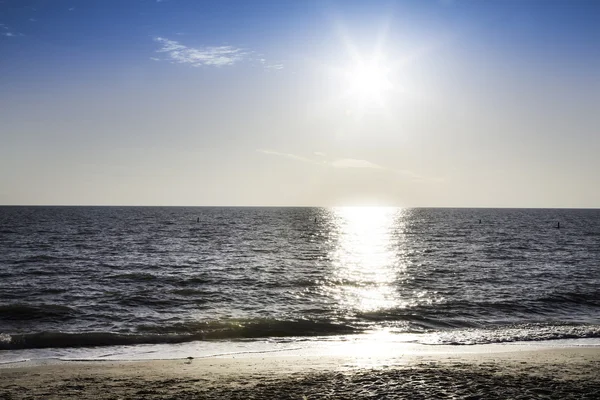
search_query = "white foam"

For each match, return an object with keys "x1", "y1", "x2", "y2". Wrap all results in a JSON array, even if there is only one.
[{"x1": 2, "y1": 331, "x2": 598, "y2": 367}]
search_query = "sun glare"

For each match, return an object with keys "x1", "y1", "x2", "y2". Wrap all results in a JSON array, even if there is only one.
[
  {"x1": 315, "y1": 21, "x2": 404, "y2": 115},
  {"x1": 329, "y1": 207, "x2": 400, "y2": 313},
  {"x1": 344, "y1": 61, "x2": 392, "y2": 103}
]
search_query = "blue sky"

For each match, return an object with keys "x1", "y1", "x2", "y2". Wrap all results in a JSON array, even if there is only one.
[{"x1": 1, "y1": 0, "x2": 599, "y2": 206}]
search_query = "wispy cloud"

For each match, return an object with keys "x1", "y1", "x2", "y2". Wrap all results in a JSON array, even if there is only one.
[
  {"x1": 257, "y1": 149, "x2": 322, "y2": 166},
  {"x1": 259, "y1": 58, "x2": 284, "y2": 70},
  {"x1": 264, "y1": 63, "x2": 284, "y2": 70},
  {"x1": 154, "y1": 37, "x2": 247, "y2": 67},
  {"x1": 153, "y1": 37, "x2": 283, "y2": 70},
  {"x1": 257, "y1": 149, "x2": 427, "y2": 180},
  {"x1": 0, "y1": 23, "x2": 23, "y2": 37},
  {"x1": 330, "y1": 159, "x2": 385, "y2": 169}
]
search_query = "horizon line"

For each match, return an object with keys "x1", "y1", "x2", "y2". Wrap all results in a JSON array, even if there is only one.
[{"x1": 1, "y1": 204, "x2": 599, "y2": 210}]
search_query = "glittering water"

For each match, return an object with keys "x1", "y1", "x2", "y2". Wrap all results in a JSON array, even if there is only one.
[{"x1": 0, "y1": 206, "x2": 599, "y2": 350}]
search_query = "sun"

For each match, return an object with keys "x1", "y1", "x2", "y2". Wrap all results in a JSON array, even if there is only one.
[
  {"x1": 340, "y1": 59, "x2": 393, "y2": 110},
  {"x1": 315, "y1": 21, "x2": 410, "y2": 115},
  {"x1": 345, "y1": 61, "x2": 392, "y2": 100}
]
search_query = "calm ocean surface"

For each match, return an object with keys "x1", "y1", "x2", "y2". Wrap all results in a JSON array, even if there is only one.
[{"x1": 1, "y1": 207, "x2": 599, "y2": 357}]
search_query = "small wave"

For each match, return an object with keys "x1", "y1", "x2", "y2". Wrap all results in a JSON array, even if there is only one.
[
  {"x1": 355, "y1": 310, "x2": 480, "y2": 331},
  {"x1": 0, "y1": 304, "x2": 76, "y2": 321},
  {"x1": 0, "y1": 331, "x2": 199, "y2": 350},
  {"x1": 422, "y1": 323, "x2": 600, "y2": 345},
  {"x1": 0, "y1": 319, "x2": 360, "y2": 350},
  {"x1": 171, "y1": 288, "x2": 207, "y2": 296},
  {"x1": 23, "y1": 268, "x2": 57, "y2": 276},
  {"x1": 260, "y1": 278, "x2": 319, "y2": 289},
  {"x1": 137, "y1": 318, "x2": 359, "y2": 339},
  {"x1": 13, "y1": 255, "x2": 61, "y2": 265},
  {"x1": 107, "y1": 272, "x2": 157, "y2": 281},
  {"x1": 117, "y1": 295, "x2": 178, "y2": 307},
  {"x1": 181, "y1": 276, "x2": 213, "y2": 285},
  {"x1": 538, "y1": 292, "x2": 600, "y2": 307},
  {"x1": 98, "y1": 262, "x2": 120, "y2": 269},
  {"x1": 251, "y1": 248, "x2": 278, "y2": 254}
]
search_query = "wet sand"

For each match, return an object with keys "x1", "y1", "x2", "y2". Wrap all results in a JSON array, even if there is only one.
[{"x1": 1, "y1": 346, "x2": 599, "y2": 399}]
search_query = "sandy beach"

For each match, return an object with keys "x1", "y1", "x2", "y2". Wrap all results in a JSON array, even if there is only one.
[{"x1": 1, "y1": 346, "x2": 599, "y2": 399}]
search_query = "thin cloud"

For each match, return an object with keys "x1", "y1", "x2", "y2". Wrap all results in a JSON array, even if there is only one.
[
  {"x1": 153, "y1": 38, "x2": 283, "y2": 70},
  {"x1": 257, "y1": 149, "x2": 431, "y2": 181},
  {"x1": 331, "y1": 158, "x2": 429, "y2": 180},
  {"x1": 330, "y1": 159, "x2": 385, "y2": 169},
  {"x1": 257, "y1": 149, "x2": 322, "y2": 166},
  {"x1": 0, "y1": 24, "x2": 19, "y2": 37},
  {"x1": 154, "y1": 37, "x2": 247, "y2": 67},
  {"x1": 259, "y1": 149, "x2": 382, "y2": 170},
  {"x1": 259, "y1": 58, "x2": 284, "y2": 71},
  {"x1": 329, "y1": 157, "x2": 429, "y2": 180},
  {"x1": 264, "y1": 63, "x2": 284, "y2": 70}
]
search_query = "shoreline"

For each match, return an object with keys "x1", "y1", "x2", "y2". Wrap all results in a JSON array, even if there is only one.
[
  {"x1": 1, "y1": 345, "x2": 599, "y2": 399},
  {"x1": 3, "y1": 331, "x2": 599, "y2": 364}
]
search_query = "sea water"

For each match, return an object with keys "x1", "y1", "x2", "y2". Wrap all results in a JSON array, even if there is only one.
[{"x1": 1, "y1": 207, "x2": 599, "y2": 362}]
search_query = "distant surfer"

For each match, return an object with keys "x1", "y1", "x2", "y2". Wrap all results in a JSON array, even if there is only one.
[
  {"x1": 556, "y1": 222, "x2": 560, "y2": 229},
  {"x1": 197, "y1": 217, "x2": 200, "y2": 223},
  {"x1": 479, "y1": 219, "x2": 481, "y2": 224}
]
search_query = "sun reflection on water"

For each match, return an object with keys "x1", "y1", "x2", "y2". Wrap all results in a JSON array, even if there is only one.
[{"x1": 329, "y1": 207, "x2": 403, "y2": 313}]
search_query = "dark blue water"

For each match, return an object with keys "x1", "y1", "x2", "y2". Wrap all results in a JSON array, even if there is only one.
[{"x1": 1, "y1": 206, "x2": 599, "y2": 350}]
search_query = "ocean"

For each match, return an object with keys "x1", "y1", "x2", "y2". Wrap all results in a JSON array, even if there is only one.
[{"x1": 1, "y1": 206, "x2": 599, "y2": 362}]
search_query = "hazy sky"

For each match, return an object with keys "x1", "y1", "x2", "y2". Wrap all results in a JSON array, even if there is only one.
[{"x1": 1, "y1": 0, "x2": 599, "y2": 207}]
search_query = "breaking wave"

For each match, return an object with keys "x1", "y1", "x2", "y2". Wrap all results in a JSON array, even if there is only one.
[{"x1": 0, "y1": 319, "x2": 359, "y2": 350}]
